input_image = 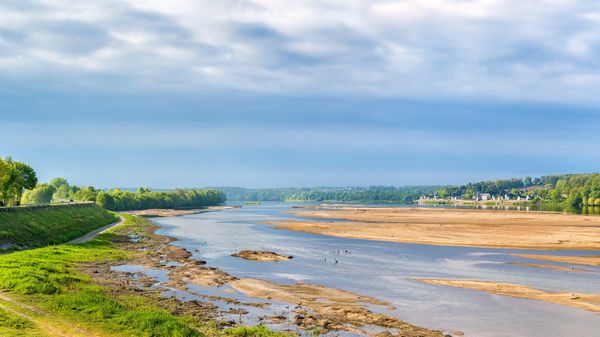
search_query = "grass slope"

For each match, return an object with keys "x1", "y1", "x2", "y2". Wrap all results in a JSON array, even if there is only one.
[{"x1": 0, "y1": 204, "x2": 118, "y2": 251}]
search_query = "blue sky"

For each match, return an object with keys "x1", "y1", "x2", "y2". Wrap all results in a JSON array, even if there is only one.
[{"x1": 1, "y1": 1, "x2": 600, "y2": 188}]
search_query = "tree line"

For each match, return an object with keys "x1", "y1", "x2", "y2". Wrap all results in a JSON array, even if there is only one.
[
  {"x1": 1, "y1": 157, "x2": 225, "y2": 210},
  {"x1": 26, "y1": 178, "x2": 226, "y2": 211},
  {"x1": 436, "y1": 173, "x2": 600, "y2": 207},
  {"x1": 219, "y1": 186, "x2": 439, "y2": 203}
]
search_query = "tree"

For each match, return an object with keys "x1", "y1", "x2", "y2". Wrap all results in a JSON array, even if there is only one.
[
  {"x1": 0, "y1": 159, "x2": 37, "y2": 206},
  {"x1": 96, "y1": 192, "x2": 115, "y2": 210},
  {"x1": 53, "y1": 184, "x2": 73, "y2": 202},
  {"x1": 464, "y1": 188, "x2": 475, "y2": 199},
  {"x1": 73, "y1": 186, "x2": 97, "y2": 202},
  {"x1": 0, "y1": 159, "x2": 11, "y2": 206},
  {"x1": 21, "y1": 184, "x2": 56, "y2": 205},
  {"x1": 49, "y1": 177, "x2": 69, "y2": 189}
]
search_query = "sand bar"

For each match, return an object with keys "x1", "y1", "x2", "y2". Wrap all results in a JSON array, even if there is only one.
[
  {"x1": 267, "y1": 207, "x2": 600, "y2": 250},
  {"x1": 512, "y1": 253, "x2": 600, "y2": 267},
  {"x1": 508, "y1": 262, "x2": 592, "y2": 273},
  {"x1": 418, "y1": 279, "x2": 600, "y2": 314}
]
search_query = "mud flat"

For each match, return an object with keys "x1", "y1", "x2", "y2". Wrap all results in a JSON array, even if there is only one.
[
  {"x1": 418, "y1": 279, "x2": 600, "y2": 314},
  {"x1": 268, "y1": 207, "x2": 600, "y2": 250},
  {"x1": 93, "y1": 214, "x2": 446, "y2": 337},
  {"x1": 230, "y1": 278, "x2": 446, "y2": 337},
  {"x1": 232, "y1": 250, "x2": 293, "y2": 261}
]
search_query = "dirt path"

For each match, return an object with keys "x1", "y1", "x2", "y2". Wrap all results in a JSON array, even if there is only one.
[
  {"x1": 0, "y1": 293, "x2": 103, "y2": 337},
  {"x1": 68, "y1": 216, "x2": 124, "y2": 244}
]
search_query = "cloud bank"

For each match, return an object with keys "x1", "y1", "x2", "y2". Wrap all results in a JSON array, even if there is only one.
[{"x1": 1, "y1": 0, "x2": 600, "y2": 102}]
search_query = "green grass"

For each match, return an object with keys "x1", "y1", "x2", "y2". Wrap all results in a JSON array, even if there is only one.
[
  {"x1": 226, "y1": 325, "x2": 295, "y2": 337},
  {"x1": 0, "y1": 308, "x2": 32, "y2": 329},
  {"x1": 0, "y1": 216, "x2": 200, "y2": 337},
  {"x1": 0, "y1": 307, "x2": 44, "y2": 337},
  {"x1": 0, "y1": 204, "x2": 118, "y2": 251},
  {"x1": 0, "y1": 215, "x2": 294, "y2": 337}
]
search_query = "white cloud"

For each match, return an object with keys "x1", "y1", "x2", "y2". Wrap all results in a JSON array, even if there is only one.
[{"x1": 0, "y1": 0, "x2": 600, "y2": 102}]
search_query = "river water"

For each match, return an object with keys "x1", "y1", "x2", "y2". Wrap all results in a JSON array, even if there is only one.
[{"x1": 149, "y1": 202, "x2": 600, "y2": 337}]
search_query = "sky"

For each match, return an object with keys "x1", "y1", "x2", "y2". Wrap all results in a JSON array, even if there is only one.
[{"x1": 1, "y1": 0, "x2": 600, "y2": 188}]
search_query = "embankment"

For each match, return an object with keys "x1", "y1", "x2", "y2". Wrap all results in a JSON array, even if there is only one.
[{"x1": 0, "y1": 203, "x2": 118, "y2": 251}]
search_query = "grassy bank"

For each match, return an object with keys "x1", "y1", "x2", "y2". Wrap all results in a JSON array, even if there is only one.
[
  {"x1": 0, "y1": 204, "x2": 118, "y2": 251},
  {"x1": 0, "y1": 214, "x2": 291, "y2": 337}
]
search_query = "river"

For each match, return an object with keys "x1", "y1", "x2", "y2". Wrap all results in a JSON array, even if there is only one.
[{"x1": 147, "y1": 202, "x2": 600, "y2": 337}]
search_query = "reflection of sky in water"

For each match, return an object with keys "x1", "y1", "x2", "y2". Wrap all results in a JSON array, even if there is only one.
[{"x1": 151, "y1": 202, "x2": 600, "y2": 337}]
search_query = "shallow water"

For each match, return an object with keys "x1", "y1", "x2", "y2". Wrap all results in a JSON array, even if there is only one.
[{"x1": 151, "y1": 202, "x2": 600, "y2": 337}]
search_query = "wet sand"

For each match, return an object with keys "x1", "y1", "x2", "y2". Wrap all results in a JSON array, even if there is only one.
[
  {"x1": 230, "y1": 278, "x2": 446, "y2": 336},
  {"x1": 268, "y1": 207, "x2": 600, "y2": 250},
  {"x1": 232, "y1": 250, "x2": 293, "y2": 261},
  {"x1": 512, "y1": 253, "x2": 600, "y2": 266},
  {"x1": 418, "y1": 279, "x2": 600, "y2": 314},
  {"x1": 508, "y1": 262, "x2": 592, "y2": 273}
]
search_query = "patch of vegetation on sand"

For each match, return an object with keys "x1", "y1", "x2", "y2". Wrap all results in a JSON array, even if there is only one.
[{"x1": 226, "y1": 325, "x2": 296, "y2": 337}]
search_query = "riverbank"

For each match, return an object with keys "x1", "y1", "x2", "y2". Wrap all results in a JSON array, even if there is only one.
[
  {"x1": 268, "y1": 206, "x2": 600, "y2": 250},
  {"x1": 0, "y1": 210, "x2": 449, "y2": 337},
  {"x1": 0, "y1": 213, "x2": 314, "y2": 337}
]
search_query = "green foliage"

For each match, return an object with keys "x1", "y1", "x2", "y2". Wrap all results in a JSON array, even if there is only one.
[
  {"x1": 225, "y1": 325, "x2": 293, "y2": 337},
  {"x1": 43, "y1": 177, "x2": 227, "y2": 211},
  {"x1": 220, "y1": 186, "x2": 439, "y2": 203},
  {"x1": 0, "y1": 204, "x2": 118, "y2": 251},
  {"x1": 440, "y1": 173, "x2": 600, "y2": 207},
  {"x1": 49, "y1": 177, "x2": 69, "y2": 189},
  {"x1": 21, "y1": 184, "x2": 56, "y2": 205},
  {"x1": 0, "y1": 157, "x2": 38, "y2": 206},
  {"x1": 440, "y1": 177, "x2": 527, "y2": 197},
  {"x1": 0, "y1": 308, "x2": 32, "y2": 329},
  {"x1": 99, "y1": 188, "x2": 226, "y2": 211},
  {"x1": 96, "y1": 192, "x2": 115, "y2": 210}
]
